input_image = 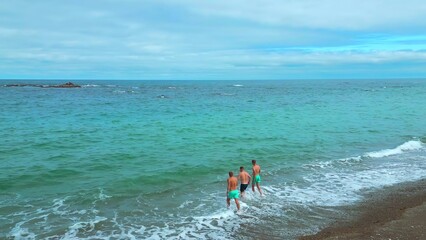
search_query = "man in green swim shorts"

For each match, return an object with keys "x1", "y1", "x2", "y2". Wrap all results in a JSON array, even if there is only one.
[
  {"x1": 226, "y1": 171, "x2": 240, "y2": 210},
  {"x1": 252, "y1": 160, "x2": 263, "y2": 196}
]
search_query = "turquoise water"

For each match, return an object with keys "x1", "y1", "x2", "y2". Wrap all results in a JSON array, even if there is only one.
[{"x1": 1, "y1": 79, "x2": 426, "y2": 239}]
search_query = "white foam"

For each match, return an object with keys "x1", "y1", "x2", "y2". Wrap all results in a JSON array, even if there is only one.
[
  {"x1": 272, "y1": 165, "x2": 426, "y2": 207},
  {"x1": 277, "y1": 140, "x2": 426, "y2": 208},
  {"x1": 262, "y1": 186, "x2": 279, "y2": 194},
  {"x1": 64, "y1": 216, "x2": 108, "y2": 238},
  {"x1": 233, "y1": 84, "x2": 243, "y2": 87},
  {"x1": 303, "y1": 156, "x2": 362, "y2": 170},
  {"x1": 98, "y1": 189, "x2": 111, "y2": 201},
  {"x1": 193, "y1": 203, "x2": 206, "y2": 210},
  {"x1": 338, "y1": 156, "x2": 363, "y2": 163},
  {"x1": 5, "y1": 140, "x2": 425, "y2": 239},
  {"x1": 239, "y1": 200, "x2": 249, "y2": 209},
  {"x1": 9, "y1": 222, "x2": 36, "y2": 240},
  {"x1": 130, "y1": 202, "x2": 244, "y2": 239},
  {"x1": 240, "y1": 191, "x2": 256, "y2": 201},
  {"x1": 197, "y1": 208, "x2": 236, "y2": 220},
  {"x1": 330, "y1": 140, "x2": 424, "y2": 163},
  {"x1": 177, "y1": 200, "x2": 193, "y2": 209},
  {"x1": 51, "y1": 197, "x2": 69, "y2": 215},
  {"x1": 365, "y1": 140, "x2": 424, "y2": 158}
]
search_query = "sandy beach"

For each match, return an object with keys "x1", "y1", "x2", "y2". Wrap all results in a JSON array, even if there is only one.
[{"x1": 300, "y1": 179, "x2": 426, "y2": 240}]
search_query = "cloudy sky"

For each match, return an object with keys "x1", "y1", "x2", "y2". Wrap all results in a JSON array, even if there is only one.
[{"x1": 1, "y1": 0, "x2": 426, "y2": 80}]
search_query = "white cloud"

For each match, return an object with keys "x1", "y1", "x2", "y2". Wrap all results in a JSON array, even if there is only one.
[
  {"x1": 173, "y1": 49, "x2": 426, "y2": 68},
  {"x1": 1, "y1": 0, "x2": 426, "y2": 79},
  {"x1": 182, "y1": 0, "x2": 426, "y2": 31}
]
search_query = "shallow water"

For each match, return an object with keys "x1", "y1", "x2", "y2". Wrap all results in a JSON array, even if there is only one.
[{"x1": 1, "y1": 79, "x2": 425, "y2": 239}]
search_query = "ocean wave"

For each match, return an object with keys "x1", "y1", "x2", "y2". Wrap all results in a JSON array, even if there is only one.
[
  {"x1": 304, "y1": 140, "x2": 425, "y2": 170},
  {"x1": 9, "y1": 222, "x2": 36, "y2": 240},
  {"x1": 81, "y1": 84, "x2": 99, "y2": 88},
  {"x1": 329, "y1": 140, "x2": 425, "y2": 164},
  {"x1": 46, "y1": 204, "x2": 241, "y2": 239},
  {"x1": 111, "y1": 89, "x2": 137, "y2": 94},
  {"x1": 6, "y1": 153, "x2": 426, "y2": 239},
  {"x1": 297, "y1": 140, "x2": 426, "y2": 207},
  {"x1": 4, "y1": 141, "x2": 425, "y2": 239},
  {"x1": 364, "y1": 140, "x2": 424, "y2": 158},
  {"x1": 97, "y1": 189, "x2": 112, "y2": 201},
  {"x1": 284, "y1": 159, "x2": 426, "y2": 206},
  {"x1": 64, "y1": 216, "x2": 108, "y2": 239}
]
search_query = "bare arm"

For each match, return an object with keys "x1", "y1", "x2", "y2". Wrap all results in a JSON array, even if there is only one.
[{"x1": 227, "y1": 179, "x2": 230, "y2": 192}]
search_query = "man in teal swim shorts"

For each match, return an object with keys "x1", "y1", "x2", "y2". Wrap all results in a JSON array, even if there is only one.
[
  {"x1": 252, "y1": 160, "x2": 263, "y2": 196},
  {"x1": 226, "y1": 171, "x2": 240, "y2": 210}
]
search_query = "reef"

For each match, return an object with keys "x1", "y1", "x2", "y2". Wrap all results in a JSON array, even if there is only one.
[{"x1": 4, "y1": 82, "x2": 81, "y2": 88}]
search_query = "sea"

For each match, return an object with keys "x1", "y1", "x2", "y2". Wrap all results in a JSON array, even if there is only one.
[{"x1": 1, "y1": 79, "x2": 425, "y2": 239}]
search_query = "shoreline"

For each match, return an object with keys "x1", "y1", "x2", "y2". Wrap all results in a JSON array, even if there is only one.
[{"x1": 299, "y1": 178, "x2": 426, "y2": 240}]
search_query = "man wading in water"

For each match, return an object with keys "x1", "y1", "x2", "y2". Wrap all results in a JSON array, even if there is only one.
[
  {"x1": 238, "y1": 166, "x2": 251, "y2": 199},
  {"x1": 227, "y1": 171, "x2": 240, "y2": 210},
  {"x1": 252, "y1": 160, "x2": 263, "y2": 196}
]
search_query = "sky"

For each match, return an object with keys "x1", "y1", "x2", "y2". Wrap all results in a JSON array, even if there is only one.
[{"x1": 1, "y1": 0, "x2": 426, "y2": 80}]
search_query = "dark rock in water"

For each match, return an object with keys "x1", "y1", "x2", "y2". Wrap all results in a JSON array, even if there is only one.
[
  {"x1": 4, "y1": 83, "x2": 44, "y2": 87},
  {"x1": 51, "y1": 82, "x2": 81, "y2": 88},
  {"x1": 4, "y1": 82, "x2": 81, "y2": 88}
]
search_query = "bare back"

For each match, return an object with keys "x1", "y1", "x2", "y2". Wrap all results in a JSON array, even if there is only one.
[
  {"x1": 227, "y1": 176, "x2": 238, "y2": 191},
  {"x1": 238, "y1": 171, "x2": 251, "y2": 184},
  {"x1": 252, "y1": 164, "x2": 261, "y2": 177}
]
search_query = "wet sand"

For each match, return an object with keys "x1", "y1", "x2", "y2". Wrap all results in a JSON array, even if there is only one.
[{"x1": 300, "y1": 179, "x2": 426, "y2": 240}]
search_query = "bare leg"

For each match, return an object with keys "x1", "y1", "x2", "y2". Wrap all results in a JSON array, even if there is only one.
[
  {"x1": 235, "y1": 199, "x2": 240, "y2": 210},
  {"x1": 227, "y1": 197, "x2": 230, "y2": 208},
  {"x1": 256, "y1": 183, "x2": 263, "y2": 196}
]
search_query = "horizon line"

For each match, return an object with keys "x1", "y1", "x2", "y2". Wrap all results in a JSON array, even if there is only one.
[{"x1": 1, "y1": 77, "x2": 426, "y2": 82}]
